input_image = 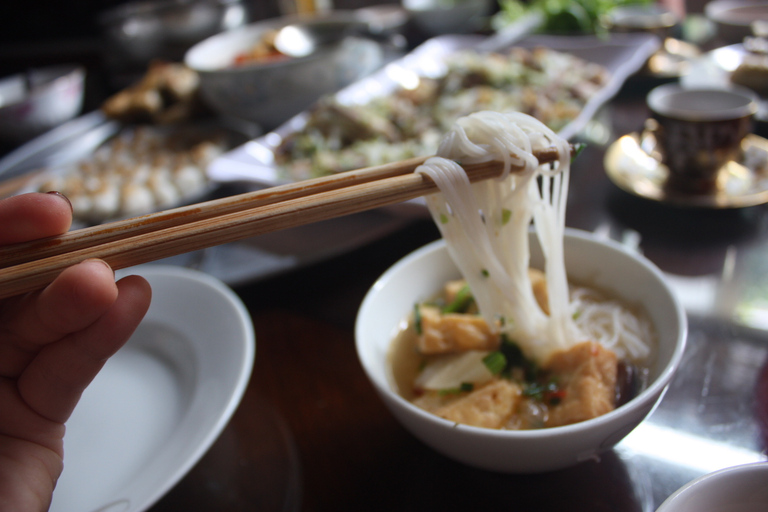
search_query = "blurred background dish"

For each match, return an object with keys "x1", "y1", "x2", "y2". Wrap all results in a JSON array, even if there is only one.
[
  {"x1": 705, "y1": 0, "x2": 768, "y2": 45},
  {"x1": 184, "y1": 13, "x2": 384, "y2": 131},
  {"x1": 604, "y1": 129, "x2": 768, "y2": 208},
  {"x1": 402, "y1": 0, "x2": 495, "y2": 36},
  {"x1": 0, "y1": 64, "x2": 85, "y2": 144},
  {"x1": 208, "y1": 32, "x2": 660, "y2": 191},
  {"x1": 99, "y1": 0, "x2": 250, "y2": 68}
]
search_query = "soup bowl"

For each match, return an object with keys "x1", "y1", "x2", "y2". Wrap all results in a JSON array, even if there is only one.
[{"x1": 355, "y1": 228, "x2": 687, "y2": 473}]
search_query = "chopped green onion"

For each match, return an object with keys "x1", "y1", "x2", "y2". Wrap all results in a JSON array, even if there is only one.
[
  {"x1": 442, "y1": 284, "x2": 474, "y2": 314},
  {"x1": 483, "y1": 351, "x2": 507, "y2": 375},
  {"x1": 439, "y1": 382, "x2": 474, "y2": 396},
  {"x1": 481, "y1": 269, "x2": 489, "y2": 278},
  {"x1": 501, "y1": 208, "x2": 512, "y2": 225},
  {"x1": 571, "y1": 142, "x2": 586, "y2": 162},
  {"x1": 413, "y1": 303, "x2": 423, "y2": 335},
  {"x1": 440, "y1": 213, "x2": 450, "y2": 224}
]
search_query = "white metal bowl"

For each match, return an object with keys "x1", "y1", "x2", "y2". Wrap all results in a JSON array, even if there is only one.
[
  {"x1": 657, "y1": 462, "x2": 768, "y2": 512},
  {"x1": 184, "y1": 14, "x2": 384, "y2": 130},
  {"x1": 705, "y1": 0, "x2": 768, "y2": 44},
  {"x1": 355, "y1": 228, "x2": 687, "y2": 473},
  {"x1": 0, "y1": 65, "x2": 85, "y2": 144},
  {"x1": 402, "y1": 0, "x2": 494, "y2": 35}
]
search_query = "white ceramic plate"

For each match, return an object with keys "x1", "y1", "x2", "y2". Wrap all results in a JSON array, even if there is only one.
[{"x1": 49, "y1": 265, "x2": 255, "y2": 512}]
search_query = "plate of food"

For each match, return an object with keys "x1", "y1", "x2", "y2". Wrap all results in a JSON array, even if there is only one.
[
  {"x1": 0, "y1": 62, "x2": 258, "y2": 226},
  {"x1": 208, "y1": 31, "x2": 661, "y2": 188},
  {"x1": 49, "y1": 265, "x2": 254, "y2": 512}
]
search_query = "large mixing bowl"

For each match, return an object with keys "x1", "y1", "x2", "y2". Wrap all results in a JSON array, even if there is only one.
[
  {"x1": 355, "y1": 228, "x2": 687, "y2": 473},
  {"x1": 184, "y1": 13, "x2": 384, "y2": 130},
  {"x1": 0, "y1": 65, "x2": 85, "y2": 144},
  {"x1": 99, "y1": 0, "x2": 250, "y2": 65}
]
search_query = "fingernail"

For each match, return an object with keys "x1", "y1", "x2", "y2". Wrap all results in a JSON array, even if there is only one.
[
  {"x1": 46, "y1": 191, "x2": 73, "y2": 214},
  {"x1": 83, "y1": 258, "x2": 115, "y2": 277}
]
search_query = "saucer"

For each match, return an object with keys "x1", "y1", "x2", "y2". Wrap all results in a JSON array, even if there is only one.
[{"x1": 604, "y1": 129, "x2": 768, "y2": 208}]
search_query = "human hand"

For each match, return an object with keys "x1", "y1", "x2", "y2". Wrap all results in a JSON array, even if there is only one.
[{"x1": 0, "y1": 192, "x2": 152, "y2": 511}]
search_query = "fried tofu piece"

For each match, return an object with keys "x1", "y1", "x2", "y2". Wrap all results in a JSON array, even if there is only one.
[
  {"x1": 416, "y1": 305, "x2": 498, "y2": 355},
  {"x1": 544, "y1": 341, "x2": 618, "y2": 428},
  {"x1": 528, "y1": 268, "x2": 549, "y2": 314},
  {"x1": 432, "y1": 380, "x2": 522, "y2": 429}
]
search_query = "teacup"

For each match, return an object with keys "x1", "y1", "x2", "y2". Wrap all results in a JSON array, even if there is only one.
[{"x1": 646, "y1": 84, "x2": 759, "y2": 194}]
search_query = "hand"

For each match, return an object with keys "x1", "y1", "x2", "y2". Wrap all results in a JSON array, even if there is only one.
[{"x1": 0, "y1": 193, "x2": 152, "y2": 512}]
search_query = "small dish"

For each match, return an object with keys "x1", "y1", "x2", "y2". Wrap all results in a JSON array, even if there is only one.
[
  {"x1": 0, "y1": 65, "x2": 85, "y2": 144},
  {"x1": 656, "y1": 461, "x2": 768, "y2": 512},
  {"x1": 604, "y1": 128, "x2": 768, "y2": 208},
  {"x1": 49, "y1": 265, "x2": 255, "y2": 512}
]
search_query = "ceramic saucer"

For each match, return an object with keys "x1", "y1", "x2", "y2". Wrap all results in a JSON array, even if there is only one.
[{"x1": 604, "y1": 128, "x2": 768, "y2": 208}]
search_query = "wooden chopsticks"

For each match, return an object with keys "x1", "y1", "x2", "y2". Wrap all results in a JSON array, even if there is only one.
[{"x1": 0, "y1": 145, "x2": 567, "y2": 299}]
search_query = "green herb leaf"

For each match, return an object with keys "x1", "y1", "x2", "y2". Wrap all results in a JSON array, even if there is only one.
[
  {"x1": 440, "y1": 213, "x2": 450, "y2": 224},
  {"x1": 442, "y1": 284, "x2": 474, "y2": 314},
  {"x1": 501, "y1": 208, "x2": 512, "y2": 225},
  {"x1": 413, "y1": 303, "x2": 423, "y2": 335},
  {"x1": 483, "y1": 351, "x2": 507, "y2": 375},
  {"x1": 439, "y1": 382, "x2": 475, "y2": 396}
]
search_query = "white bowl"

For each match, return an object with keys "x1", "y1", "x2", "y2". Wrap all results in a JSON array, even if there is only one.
[
  {"x1": 656, "y1": 462, "x2": 768, "y2": 512},
  {"x1": 184, "y1": 13, "x2": 384, "y2": 130},
  {"x1": 705, "y1": 0, "x2": 768, "y2": 44},
  {"x1": 50, "y1": 265, "x2": 254, "y2": 512},
  {"x1": 355, "y1": 228, "x2": 687, "y2": 473},
  {"x1": 0, "y1": 65, "x2": 84, "y2": 144},
  {"x1": 402, "y1": 0, "x2": 493, "y2": 35}
]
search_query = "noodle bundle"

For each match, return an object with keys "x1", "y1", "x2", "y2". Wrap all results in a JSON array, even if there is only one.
[{"x1": 416, "y1": 111, "x2": 651, "y2": 364}]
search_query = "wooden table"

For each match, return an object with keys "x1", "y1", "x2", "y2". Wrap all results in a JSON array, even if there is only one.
[{"x1": 146, "y1": 79, "x2": 768, "y2": 511}]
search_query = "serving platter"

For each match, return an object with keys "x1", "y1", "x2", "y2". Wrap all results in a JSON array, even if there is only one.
[
  {"x1": 209, "y1": 32, "x2": 661, "y2": 186},
  {"x1": 49, "y1": 265, "x2": 254, "y2": 512}
]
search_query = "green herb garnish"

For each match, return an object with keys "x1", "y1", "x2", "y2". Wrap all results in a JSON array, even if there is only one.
[
  {"x1": 439, "y1": 382, "x2": 475, "y2": 396},
  {"x1": 413, "y1": 303, "x2": 423, "y2": 335},
  {"x1": 501, "y1": 208, "x2": 512, "y2": 226},
  {"x1": 442, "y1": 284, "x2": 474, "y2": 314},
  {"x1": 483, "y1": 351, "x2": 507, "y2": 375}
]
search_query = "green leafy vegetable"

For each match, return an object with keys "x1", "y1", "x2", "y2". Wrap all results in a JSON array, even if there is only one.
[{"x1": 493, "y1": 0, "x2": 653, "y2": 35}]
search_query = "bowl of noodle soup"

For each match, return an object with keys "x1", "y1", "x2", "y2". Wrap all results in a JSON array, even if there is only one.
[
  {"x1": 356, "y1": 230, "x2": 686, "y2": 473},
  {"x1": 355, "y1": 111, "x2": 687, "y2": 473}
]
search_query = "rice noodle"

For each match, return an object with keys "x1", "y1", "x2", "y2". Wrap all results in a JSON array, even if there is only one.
[{"x1": 416, "y1": 111, "x2": 652, "y2": 364}]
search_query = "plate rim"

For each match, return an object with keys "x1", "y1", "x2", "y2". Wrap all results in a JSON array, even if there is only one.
[{"x1": 51, "y1": 264, "x2": 254, "y2": 512}]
